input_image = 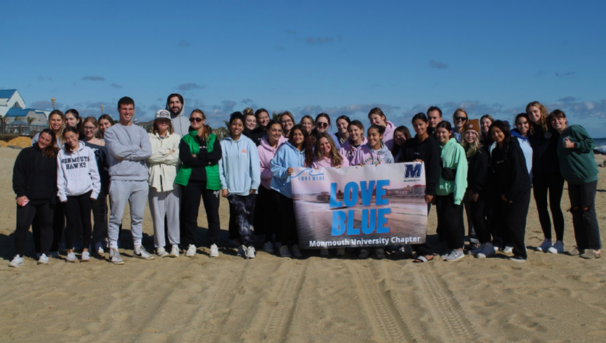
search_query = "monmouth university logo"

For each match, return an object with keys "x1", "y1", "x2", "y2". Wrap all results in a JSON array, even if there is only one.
[
  {"x1": 405, "y1": 164, "x2": 422, "y2": 179},
  {"x1": 292, "y1": 168, "x2": 325, "y2": 181}
]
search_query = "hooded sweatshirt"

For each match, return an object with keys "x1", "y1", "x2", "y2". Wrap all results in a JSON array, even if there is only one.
[
  {"x1": 311, "y1": 153, "x2": 350, "y2": 169},
  {"x1": 167, "y1": 102, "x2": 191, "y2": 137},
  {"x1": 270, "y1": 141, "x2": 306, "y2": 198},
  {"x1": 57, "y1": 142, "x2": 101, "y2": 202},
  {"x1": 351, "y1": 142, "x2": 394, "y2": 166},
  {"x1": 399, "y1": 134, "x2": 441, "y2": 196},
  {"x1": 258, "y1": 135, "x2": 287, "y2": 189},
  {"x1": 339, "y1": 137, "x2": 368, "y2": 166},
  {"x1": 147, "y1": 131, "x2": 181, "y2": 192},
  {"x1": 382, "y1": 121, "x2": 396, "y2": 151},
  {"x1": 490, "y1": 137, "x2": 532, "y2": 201},
  {"x1": 219, "y1": 134, "x2": 261, "y2": 196},
  {"x1": 13, "y1": 144, "x2": 57, "y2": 202},
  {"x1": 556, "y1": 124, "x2": 599, "y2": 185},
  {"x1": 436, "y1": 138, "x2": 468, "y2": 205},
  {"x1": 104, "y1": 123, "x2": 152, "y2": 181},
  {"x1": 511, "y1": 129, "x2": 533, "y2": 178}
]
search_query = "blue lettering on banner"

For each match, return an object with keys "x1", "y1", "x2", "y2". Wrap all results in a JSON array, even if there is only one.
[{"x1": 405, "y1": 163, "x2": 422, "y2": 178}]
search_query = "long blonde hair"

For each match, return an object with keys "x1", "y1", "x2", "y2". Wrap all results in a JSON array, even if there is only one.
[
  {"x1": 526, "y1": 101, "x2": 550, "y2": 132},
  {"x1": 314, "y1": 132, "x2": 343, "y2": 167},
  {"x1": 47, "y1": 110, "x2": 65, "y2": 145},
  {"x1": 460, "y1": 130, "x2": 482, "y2": 158},
  {"x1": 191, "y1": 109, "x2": 211, "y2": 140}
]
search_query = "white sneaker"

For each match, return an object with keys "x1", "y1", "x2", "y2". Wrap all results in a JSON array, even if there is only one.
[
  {"x1": 185, "y1": 244, "x2": 196, "y2": 257},
  {"x1": 9, "y1": 255, "x2": 24, "y2": 268},
  {"x1": 503, "y1": 246, "x2": 513, "y2": 254},
  {"x1": 157, "y1": 247, "x2": 168, "y2": 258},
  {"x1": 81, "y1": 251, "x2": 90, "y2": 262},
  {"x1": 291, "y1": 245, "x2": 302, "y2": 258},
  {"x1": 320, "y1": 248, "x2": 329, "y2": 257},
  {"x1": 210, "y1": 244, "x2": 219, "y2": 257},
  {"x1": 134, "y1": 245, "x2": 155, "y2": 260},
  {"x1": 38, "y1": 254, "x2": 49, "y2": 265},
  {"x1": 263, "y1": 241, "x2": 274, "y2": 254},
  {"x1": 246, "y1": 246, "x2": 256, "y2": 259},
  {"x1": 95, "y1": 242, "x2": 105, "y2": 255},
  {"x1": 109, "y1": 248, "x2": 124, "y2": 265},
  {"x1": 548, "y1": 241, "x2": 564, "y2": 254},
  {"x1": 169, "y1": 245, "x2": 179, "y2": 258},
  {"x1": 66, "y1": 252, "x2": 77, "y2": 263},
  {"x1": 536, "y1": 239, "x2": 552, "y2": 252},
  {"x1": 444, "y1": 249, "x2": 465, "y2": 262},
  {"x1": 336, "y1": 248, "x2": 346, "y2": 257},
  {"x1": 280, "y1": 245, "x2": 291, "y2": 258}
]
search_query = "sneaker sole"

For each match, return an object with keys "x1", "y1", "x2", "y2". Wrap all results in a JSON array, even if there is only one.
[
  {"x1": 135, "y1": 255, "x2": 155, "y2": 260},
  {"x1": 111, "y1": 260, "x2": 125, "y2": 265}
]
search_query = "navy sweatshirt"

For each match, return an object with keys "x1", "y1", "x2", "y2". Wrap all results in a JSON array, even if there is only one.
[{"x1": 398, "y1": 134, "x2": 440, "y2": 196}]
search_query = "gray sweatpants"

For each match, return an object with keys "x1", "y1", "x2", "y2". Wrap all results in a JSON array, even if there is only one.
[
  {"x1": 148, "y1": 187, "x2": 181, "y2": 248},
  {"x1": 108, "y1": 180, "x2": 148, "y2": 249}
]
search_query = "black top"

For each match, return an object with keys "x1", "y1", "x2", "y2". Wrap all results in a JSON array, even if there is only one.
[
  {"x1": 466, "y1": 148, "x2": 489, "y2": 195},
  {"x1": 398, "y1": 134, "x2": 440, "y2": 196},
  {"x1": 490, "y1": 137, "x2": 532, "y2": 200},
  {"x1": 83, "y1": 141, "x2": 110, "y2": 194},
  {"x1": 179, "y1": 136, "x2": 222, "y2": 182},
  {"x1": 13, "y1": 145, "x2": 58, "y2": 203},
  {"x1": 248, "y1": 126, "x2": 267, "y2": 146},
  {"x1": 528, "y1": 123, "x2": 560, "y2": 176}
]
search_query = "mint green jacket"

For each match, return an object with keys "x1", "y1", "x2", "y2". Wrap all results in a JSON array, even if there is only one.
[{"x1": 436, "y1": 138, "x2": 468, "y2": 205}]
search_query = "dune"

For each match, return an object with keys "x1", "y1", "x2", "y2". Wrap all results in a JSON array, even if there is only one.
[{"x1": 0, "y1": 147, "x2": 604, "y2": 342}]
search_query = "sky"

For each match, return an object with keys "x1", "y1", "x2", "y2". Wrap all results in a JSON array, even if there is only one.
[{"x1": 3, "y1": 0, "x2": 606, "y2": 137}]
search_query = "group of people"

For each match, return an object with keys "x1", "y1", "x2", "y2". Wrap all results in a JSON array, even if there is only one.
[{"x1": 9, "y1": 94, "x2": 601, "y2": 267}]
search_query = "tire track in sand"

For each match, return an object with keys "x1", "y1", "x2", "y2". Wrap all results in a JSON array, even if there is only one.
[
  {"x1": 347, "y1": 261, "x2": 416, "y2": 343},
  {"x1": 415, "y1": 267, "x2": 480, "y2": 342}
]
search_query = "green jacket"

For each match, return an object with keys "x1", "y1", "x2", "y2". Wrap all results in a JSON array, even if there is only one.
[
  {"x1": 436, "y1": 138, "x2": 468, "y2": 205},
  {"x1": 174, "y1": 131, "x2": 221, "y2": 190},
  {"x1": 557, "y1": 125, "x2": 599, "y2": 185}
]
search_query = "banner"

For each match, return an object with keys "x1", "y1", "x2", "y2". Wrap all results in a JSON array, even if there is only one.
[{"x1": 291, "y1": 162, "x2": 427, "y2": 249}]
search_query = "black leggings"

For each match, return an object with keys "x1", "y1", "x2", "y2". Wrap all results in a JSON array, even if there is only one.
[
  {"x1": 91, "y1": 188, "x2": 108, "y2": 248},
  {"x1": 15, "y1": 201, "x2": 54, "y2": 256},
  {"x1": 492, "y1": 189, "x2": 531, "y2": 259},
  {"x1": 64, "y1": 191, "x2": 93, "y2": 251},
  {"x1": 464, "y1": 191, "x2": 490, "y2": 244},
  {"x1": 50, "y1": 201, "x2": 65, "y2": 252},
  {"x1": 181, "y1": 181, "x2": 221, "y2": 247},
  {"x1": 568, "y1": 180, "x2": 601, "y2": 251},
  {"x1": 255, "y1": 187, "x2": 283, "y2": 242},
  {"x1": 436, "y1": 193, "x2": 465, "y2": 250},
  {"x1": 533, "y1": 173, "x2": 565, "y2": 241},
  {"x1": 277, "y1": 192, "x2": 298, "y2": 246}
]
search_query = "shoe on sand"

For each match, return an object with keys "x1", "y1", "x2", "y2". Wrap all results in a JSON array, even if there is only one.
[
  {"x1": 210, "y1": 244, "x2": 219, "y2": 257},
  {"x1": 38, "y1": 254, "x2": 49, "y2": 265},
  {"x1": 134, "y1": 245, "x2": 155, "y2": 260},
  {"x1": 280, "y1": 245, "x2": 291, "y2": 258},
  {"x1": 548, "y1": 241, "x2": 564, "y2": 254},
  {"x1": 444, "y1": 249, "x2": 465, "y2": 262},
  {"x1": 263, "y1": 241, "x2": 274, "y2": 254},
  {"x1": 291, "y1": 245, "x2": 302, "y2": 258},
  {"x1": 157, "y1": 247, "x2": 169, "y2": 258},
  {"x1": 109, "y1": 248, "x2": 124, "y2": 265},
  {"x1": 536, "y1": 239, "x2": 552, "y2": 252},
  {"x1": 169, "y1": 245, "x2": 180, "y2": 258},
  {"x1": 81, "y1": 251, "x2": 90, "y2": 262},
  {"x1": 9, "y1": 255, "x2": 24, "y2": 268},
  {"x1": 580, "y1": 249, "x2": 601, "y2": 259},
  {"x1": 185, "y1": 244, "x2": 196, "y2": 257}
]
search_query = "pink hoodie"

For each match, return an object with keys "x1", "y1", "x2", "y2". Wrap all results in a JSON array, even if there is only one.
[
  {"x1": 311, "y1": 153, "x2": 350, "y2": 169},
  {"x1": 258, "y1": 135, "x2": 288, "y2": 189},
  {"x1": 382, "y1": 121, "x2": 396, "y2": 151},
  {"x1": 339, "y1": 137, "x2": 368, "y2": 166}
]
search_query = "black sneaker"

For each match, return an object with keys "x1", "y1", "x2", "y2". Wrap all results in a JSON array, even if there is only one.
[{"x1": 509, "y1": 255, "x2": 526, "y2": 262}]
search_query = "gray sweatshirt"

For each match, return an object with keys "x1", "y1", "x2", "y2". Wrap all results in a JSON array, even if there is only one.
[{"x1": 104, "y1": 123, "x2": 152, "y2": 181}]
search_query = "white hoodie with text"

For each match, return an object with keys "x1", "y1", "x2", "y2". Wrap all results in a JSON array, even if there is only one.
[{"x1": 57, "y1": 141, "x2": 101, "y2": 202}]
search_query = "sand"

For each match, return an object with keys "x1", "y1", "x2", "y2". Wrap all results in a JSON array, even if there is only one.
[{"x1": 0, "y1": 147, "x2": 605, "y2": 343}]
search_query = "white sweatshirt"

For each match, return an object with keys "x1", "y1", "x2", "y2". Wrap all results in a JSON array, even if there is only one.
[{"x1": 57, "y1": 142, "x2": 101, "y2": 202}]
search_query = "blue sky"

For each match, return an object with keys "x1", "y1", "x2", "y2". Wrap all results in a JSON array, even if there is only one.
[{"x1": 3, "y1": 0, "x2": 606, "y2": 136}]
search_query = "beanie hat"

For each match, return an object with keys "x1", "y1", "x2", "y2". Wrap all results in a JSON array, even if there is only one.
[{"x1": 463, "y1": 119, "x2": 480, "y2": 134}]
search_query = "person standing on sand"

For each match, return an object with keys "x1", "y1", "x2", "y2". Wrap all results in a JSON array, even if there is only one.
[
  {"x1": 166, "y1": 93, "x2": 191, "y2": 137},
  {"x1": 10, "y1": 129, "x2": 58, "y2": 267},
  {"x1": 104, "y1": 97, "x2": 154, "y2": 264},
  {"x1": 550, "y1": 110, "x2": 601, "y2": 259}
]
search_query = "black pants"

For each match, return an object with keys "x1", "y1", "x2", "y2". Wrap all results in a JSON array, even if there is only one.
[
  {"x1": 463, "y1": 190, "x2": 479, "y2": 244},
  {"x1": 227, "y1": 194, "x2": 257, "y2": 247},
  {"x1": 15, "y1": 201, "x2": 54, "y2": 256},
  {"x1": 436, "y1": 193, "x2": 465, "y2": 250},
  {"x1": 255, "y1": 187, "x2": 283, "y2": 242},
  {"x1": 492, "y1": 189, "x2": 531, "y2": 259},
  {"x1": 414, "y1": 202, "x2": 434, "y2": 256},
  {"x1": 464, "y1": 191, "x2": 490, "y2": 244},
  {"x1": 568, "y1": 180, "x2": 601, "y2": 250},
  {"x1": 50, "y1": 201, "x2": 65, "y2": 252},
  {"x1": 277, "y1": 192, "x2": 298, "y2": 246},
  {"x1": 181, "y1": 181, "x2": 221, "y2": 247},
  {"x1": 533, "y1": 173, "x2": 565, "y2": 241},
  {"x1": 64, "y1": 191, "x2": 93, "y2": 251},
  {"x1": 91, "y1": 188, "x2": 108, "y2": 248}
]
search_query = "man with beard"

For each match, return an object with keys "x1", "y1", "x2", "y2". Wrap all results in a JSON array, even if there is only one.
[{"x1": 166, "y1": 93, "x2": 190, "y2": 136}]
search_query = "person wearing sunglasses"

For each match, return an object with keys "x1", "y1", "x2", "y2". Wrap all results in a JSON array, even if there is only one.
[
  {"x1": 175, "y1": 109, "x2": 222, "y2": 258},
  {"x1": 451, "y1": 108, "x2": 468, "y2": 142},
  {"x1": 313, "y1": 113, "x2": 341, "y2": 149}
]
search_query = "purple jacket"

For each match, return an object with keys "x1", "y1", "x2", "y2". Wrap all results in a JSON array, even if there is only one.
[
  {"x1": 311, "y1": 153, "x2": 350, "y2": 169},
  {"x1": 382, "y1": 121, "x2": 396, "y2": 151},
  {"x1": 258, "y1": 135, "x2": 288, "y2": 189},
  {"x1": 339, "y1": 137, "x2": 368, "y2": 166}
]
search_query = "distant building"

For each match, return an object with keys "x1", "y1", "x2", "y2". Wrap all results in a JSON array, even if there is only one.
[{"x1": 0, "y1": 89, "x2": 50, "y2": 125}]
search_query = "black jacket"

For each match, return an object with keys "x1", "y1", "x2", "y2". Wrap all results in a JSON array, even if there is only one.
[
  {"x1": 398, "y1": 134, "x2": 440, "y2": 196},
  {"x1": 528, "y1": 123, "x2": 560, "y2": 176},
  {"x1": 13, "y1": 145, "x2": 58, "y2": 202},
  {"x1": 179, "y1": 136, "x2": 222, "y2": 183},
  {"x1": 491, "y1": 137, "x2": 532, "y2": 201},
  {"x1": 248, "y1": 126, "x2": 266, "y2": 147},
  {"x1": 466, "y1": 148, "x2": 489, "y2": 194}
]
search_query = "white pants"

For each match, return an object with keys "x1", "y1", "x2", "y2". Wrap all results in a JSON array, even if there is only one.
[
  {"x1": 148, "y1": 186, "x2": 181, "y2": 248},
  {"x1": 108, "y1": 180, "x2": 148, "y2": 249}
]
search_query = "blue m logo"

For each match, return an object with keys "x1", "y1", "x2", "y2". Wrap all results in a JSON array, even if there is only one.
[{"x1": 405, "y1": 164, "x2": 422, "y2": 178}]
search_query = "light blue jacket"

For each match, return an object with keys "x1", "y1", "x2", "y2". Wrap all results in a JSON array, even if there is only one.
[
  {"x1": 218, "y1": 135, "x2": 260, "y2": 196},
  {"x1": 270, "y1": 141, "x2": 306, "y2": 198}
]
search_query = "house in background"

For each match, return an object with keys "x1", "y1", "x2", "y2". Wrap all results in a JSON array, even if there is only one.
[{"x1": 0, "y1": 89, "x2": 49, "y2": 125}]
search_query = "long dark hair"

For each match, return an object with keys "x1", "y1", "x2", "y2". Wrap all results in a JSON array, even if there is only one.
[
  {"x1": 62, "y1": 126, "x2": 80, "y2": 152},
  {"x1": 391, "y1": 125, "x2": 411, "y2": 157},
  {"x1": 38, "y1": 128, "x2": 58, "y2": 158},
  {"x1": 65, "y1": 109, "x2": 83, "y2": 135},
  {"x1": 288, "y1": 124, "x2": 314, "y2": 167},
  {"x1": 490, "y1": 120, "x2": 512, "y2": 156}
]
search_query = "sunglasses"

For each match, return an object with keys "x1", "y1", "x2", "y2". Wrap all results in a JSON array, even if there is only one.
[
  {"x1": 455, "y1": 116, "x2": 468, "y2": 122},
  {"x1": 316, "y1": 122, "x2": 328, "y2": 128},
  {"x1": 189, "y1": 117, "x2": 203, "y2": 123}
]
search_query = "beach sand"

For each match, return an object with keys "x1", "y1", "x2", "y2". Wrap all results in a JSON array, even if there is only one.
[{"x1": 0, "y1": 147, "x2": 605, "y2": 343}]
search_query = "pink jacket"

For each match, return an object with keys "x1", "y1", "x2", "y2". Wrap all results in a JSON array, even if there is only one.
[
  {"x1": 339, "y1": 137, "x2": 368, "y2": 166},
  {"x1": 382, "y1": 121, "x2": 395, "y2": 151},
  {"x1": 258, "y1": 135, "x2": 288, "y2": 189},
  {"x1": 311, "y1": 153, "x2": 350, "y2": 169}
]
